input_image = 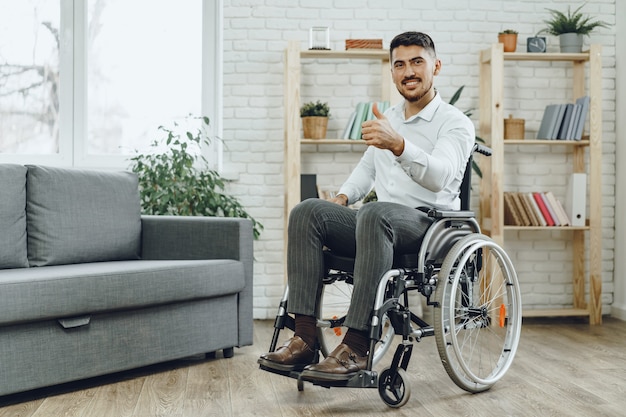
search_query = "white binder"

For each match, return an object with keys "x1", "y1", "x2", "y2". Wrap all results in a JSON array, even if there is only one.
[{"x1": 566, "y1": 173, "x2": 586, "y2": 227}]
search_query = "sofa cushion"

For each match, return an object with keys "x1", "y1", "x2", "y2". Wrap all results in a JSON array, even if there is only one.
[
  {"x1": 0, "y1": 259, "x2": 245, "y2": 326},
  {"x1": 0, "y1": 164, "x2": 29, "y2": 269},
  {"x1": 26, "y1": 165, "x2": 142, "y2": 266}
]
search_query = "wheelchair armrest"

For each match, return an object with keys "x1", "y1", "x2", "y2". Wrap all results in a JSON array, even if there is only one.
[{"x1": 417, "y1": 206, "x2": 475, "y2": 219}]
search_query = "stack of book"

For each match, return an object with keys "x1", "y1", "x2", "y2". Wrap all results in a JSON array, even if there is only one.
[
  {"x1": 503, "y1": 191, "x2": 571, "y2": 227},
  {"x1": 536, "y1": 96, "x2": 589, "y2": 140},
  {"x1": 342, "y1": 101, "x2": 391, "y2": 140}
]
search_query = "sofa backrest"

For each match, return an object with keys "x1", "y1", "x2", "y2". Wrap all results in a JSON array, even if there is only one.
[
  {"x1": 0, "y1": 164, "x2": 29, "y2": 269},
  {"x1": 25, "y1": 165, "x2": 142, "y2": 267}
]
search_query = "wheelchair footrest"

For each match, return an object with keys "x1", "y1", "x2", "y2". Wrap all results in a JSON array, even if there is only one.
[
  {"x1": 258, "y1": 363, "x2": 303, "y2": 380},
  {"x1": 309, "y1": 370, "x2": 379, "y2": 389}
]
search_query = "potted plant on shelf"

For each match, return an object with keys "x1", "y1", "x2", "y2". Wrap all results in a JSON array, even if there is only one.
[
  {"x1": 539, "y1": 4, "x2": 610, "y2": 53},
  {"x1": 498, "y1": 29, "x2": 519, "y2": 52},
  {"x1": 128, "y1": 116, "x2": 263, "y2": 239},
  {"x1": 300, "y1": 100, "x2": 330, "y2": 139}
]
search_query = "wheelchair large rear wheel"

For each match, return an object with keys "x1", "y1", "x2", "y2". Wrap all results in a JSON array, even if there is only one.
[
  {"x1": 317, "y1": 277, "x2": 394, "y2": 366},
  {"x1": 434, "y1": 234, "x2": 522, "y2": 393}
]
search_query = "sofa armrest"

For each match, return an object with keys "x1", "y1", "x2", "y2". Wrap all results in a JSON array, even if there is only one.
[
  {"x1": 141, "y1": 215, "x2": 252, "y2": 261},
  {"x1": 140, "y1": 215, "x2": 254, "y2": 346}
]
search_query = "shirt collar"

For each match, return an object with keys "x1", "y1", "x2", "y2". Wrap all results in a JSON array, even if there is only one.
[{"x1": 401, "y1": 89, "x2": 442, "y2": 123}]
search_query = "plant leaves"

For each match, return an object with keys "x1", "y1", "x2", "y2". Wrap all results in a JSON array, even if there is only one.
[{"x1": 127, "y1": 115, "x2": 263, "y2": 238}]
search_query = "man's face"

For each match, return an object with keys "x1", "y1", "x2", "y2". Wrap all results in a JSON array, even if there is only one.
[{"x1": 391, "y1": 45, "x2": 441, "y2": 103}]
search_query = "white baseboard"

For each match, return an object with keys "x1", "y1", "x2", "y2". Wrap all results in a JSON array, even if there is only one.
[{"x1": 610, "y1": 303, "x2": 626, "y2": 321}]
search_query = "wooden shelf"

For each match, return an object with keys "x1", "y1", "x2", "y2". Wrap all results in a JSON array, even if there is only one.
[
  {"x1": 504, "y1": 139, "x2": 590, "y2": 146},
  {"x1": 481, "y1": 51, "x2": 591, "y2": 63},
  {"x1": 504, "y1": 225, "x2": 589, "y2": 231},
  {"x1": 301, "y1": 49, "x2": 389, "y2": 60},
  {"x1": 523, "y1": 308, "x2": 590, "y2": 318},
  {"x1": 479, "y1": 43, "x2": 602, "y2": 324},
  {"x1": 301, "y1": 138, "x2": 367, "y2": 145}
]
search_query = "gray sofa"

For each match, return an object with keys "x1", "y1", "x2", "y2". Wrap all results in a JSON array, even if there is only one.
[{"x1": 0, "y1": 164, "x2": 253, "y2": 397}]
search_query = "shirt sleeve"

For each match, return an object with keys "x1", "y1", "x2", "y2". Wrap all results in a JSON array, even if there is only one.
[
  {"x1": 396, "y1": 116, "x2": 475, "y2": 193},
  {"x1": 337, "y1": 146, "x2": 376, "y2": 204}
]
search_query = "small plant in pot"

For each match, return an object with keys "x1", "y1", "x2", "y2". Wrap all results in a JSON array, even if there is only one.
[
  {"x1": 300, "y1": 100, "x2": 330, "y2": 139},
  {"x1": 498, "y1": 29, "x2": 519, "y2": 52},
  {"x1": 539, "y1": 4, "x2": 610, "y2": 53},
  {"x1": 128, "y1": 116, "x2": 263, "y2": 239}
]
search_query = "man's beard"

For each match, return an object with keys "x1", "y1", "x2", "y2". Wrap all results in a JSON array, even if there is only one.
[{"x1": 399, "y1": 78, "x2": 433, "y2": 103}]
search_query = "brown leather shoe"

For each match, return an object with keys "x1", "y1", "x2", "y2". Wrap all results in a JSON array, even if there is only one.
[
  {"x1": 258, "y1": 336, "x2": 316, "y2": 371},
  {"x1": 299, "y1": 343, "x2": 367, "y2": 382}
]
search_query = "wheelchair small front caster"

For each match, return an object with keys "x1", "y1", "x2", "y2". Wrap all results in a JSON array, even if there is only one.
[
  {"x1": 378, "y1": 367, "x2": 410, "y2": 408},
  {"x1": 297, "y1": 377, "x2": 304, "y2": 392}
]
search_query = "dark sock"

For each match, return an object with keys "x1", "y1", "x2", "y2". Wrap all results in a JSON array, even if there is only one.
[
  {"x1": 294, "y1": 314, "x2": 317, "y2": 348},
  {"x1": 343, "y1": 328, "x2": 369, "y2": 357}
]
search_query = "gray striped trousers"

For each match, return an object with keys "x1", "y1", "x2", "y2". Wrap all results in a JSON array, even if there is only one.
[{"x1": 286, "y1": 198, "x2": 433, "y2": 331}]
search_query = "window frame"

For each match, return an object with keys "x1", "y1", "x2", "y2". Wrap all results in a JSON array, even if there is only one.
[{"x1": 0, "y1": 0, "x2": 223, "y2": 170}]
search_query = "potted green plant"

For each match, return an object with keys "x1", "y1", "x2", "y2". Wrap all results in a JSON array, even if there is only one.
[
  {"x1": 128, "y1": 116, "x2": 263, "y2": 239},
  {"x1": 539, "y1": 4, "x2": 610, "y2": 53},
  {"x1": 498, "y1": 29, "x2": 519, "y2": 52},
  {"x1": 300, "y1": 100, "x2": 330, "y2": 139}
]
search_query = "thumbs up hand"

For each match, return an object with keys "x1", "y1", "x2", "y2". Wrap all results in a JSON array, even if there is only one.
[
  {"x1": 371, "y1": 101, "x2": 386, "y2": 120},
  {"x1": 361, "y1": 102, "x2": 405, "y2": 156}
]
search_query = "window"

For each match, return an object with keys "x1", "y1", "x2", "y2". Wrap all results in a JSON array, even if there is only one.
[
  {"x1": 0, "y1": 1, "x2": 60, "y2": 154},
  {"x1": 0, "y1": 0, "x2": 222, "y2": 169}
]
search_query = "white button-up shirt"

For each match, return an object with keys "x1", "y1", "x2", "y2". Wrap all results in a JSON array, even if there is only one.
[{"x1": 338, "y1": 91, "x2": 475, "y2": 210}]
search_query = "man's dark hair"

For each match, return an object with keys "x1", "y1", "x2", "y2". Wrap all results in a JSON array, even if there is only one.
[{"x1": 389, "y1": 31, "x2": 437, "y2": 60}]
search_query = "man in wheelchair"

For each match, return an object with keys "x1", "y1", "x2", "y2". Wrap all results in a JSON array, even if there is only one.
[{"x1": 260, "y1": 31, "x2": 475, "y2": 383}]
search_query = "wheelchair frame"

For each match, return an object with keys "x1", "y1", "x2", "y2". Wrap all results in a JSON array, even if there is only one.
[{"x1": 259, "y1": 145, "x2": 522, "y2": 408}]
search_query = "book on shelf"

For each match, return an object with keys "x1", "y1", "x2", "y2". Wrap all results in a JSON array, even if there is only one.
[
  {"x1": 512, "y1": 192, "x2": 536, "y2": 226},
  {"x1": 345, "y1": 101, "x2": 390, "y2": 140},
  {"x1": 556, "y1": 103, "x2": 574, "y2": 140},
  {"x1": 533, "y1": 192, "x2": 556, "y2": 226},
  {"x1": 573, "y1": 96, "x2": 590, "y2": 140},
  {"x1": 564, "y1": 104, "x2": 580, "y2": 140},
  {"x1": 504, "y1": 192, "x2": 523, "y2": 226},
  {"x1": 541, "y1": 192, "x2": 561, "y2": 226},
  {"x1": 544, "y1": 191, "x2": 571, "y2": 226},
  {"x1": 505, "y1": 191, "x2": 572, "y2": 227},
  {"x1": 549, "y1": 104, "x2": 567, "y2": 140},
  {"x1": 348, "y1": 102, "x2": 368, "y2": 139},
  {"x1": 537, "y1": 96, "x2": 589, "y2": 141},
  {"x1": 523, "y1": 192, "x2": 546, "y2": 226},
  {"x1": 341, "y1": 111, "x2": 357, "y2": 139},
  {"x1": 537, "y1": 104, "x2": 561, "y2": 140},
  {"x1": 566, "y1": 173, "x2": 586, "y2": 226}
]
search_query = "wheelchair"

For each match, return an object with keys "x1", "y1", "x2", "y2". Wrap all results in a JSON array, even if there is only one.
[{"x1": 259, "y1": 144, "x2": 522, "y2": 408}]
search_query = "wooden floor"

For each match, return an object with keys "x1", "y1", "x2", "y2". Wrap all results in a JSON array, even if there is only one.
[{"x1": 1, "y1": 317, "x2": 626, "y2": 416}]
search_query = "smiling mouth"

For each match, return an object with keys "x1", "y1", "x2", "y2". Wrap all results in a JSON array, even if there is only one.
[{"x1": 402, "y1": 78, "x2": 420, "y2": 87}]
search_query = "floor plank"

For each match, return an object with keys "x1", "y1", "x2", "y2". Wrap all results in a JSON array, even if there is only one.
[{"x1": 1, "y1": 317, "x2": 625, "y2": 416}]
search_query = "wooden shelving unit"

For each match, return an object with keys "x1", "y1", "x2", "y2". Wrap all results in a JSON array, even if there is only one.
[
  {"x1": 478, "y1": 43, "x2": 603, "y2": 324},
  {"x1": 283, "y1": 41, "x2": 395, "y2": 233}
]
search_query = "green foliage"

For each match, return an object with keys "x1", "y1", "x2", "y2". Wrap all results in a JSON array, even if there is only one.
[
  {"x1": 362, "y1": 189, "x2": 378, "y2": 204},
  {"x1": 499, "y1": 29, "x2": 518, "y2": 35},
  {"x1": 128, "y1": 116, "x2": 263, "y2": 239},
  {"x1": 540, "y1": 4, "x2": 610, "y2": 36},
  {"x1": 300, "y1": 100, "x2": 331, "y2": 117}
]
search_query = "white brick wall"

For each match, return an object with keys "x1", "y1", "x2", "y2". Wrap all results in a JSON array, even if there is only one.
[{"x1": 221, "y1": 0, "x2": 617, "y2": 319}]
